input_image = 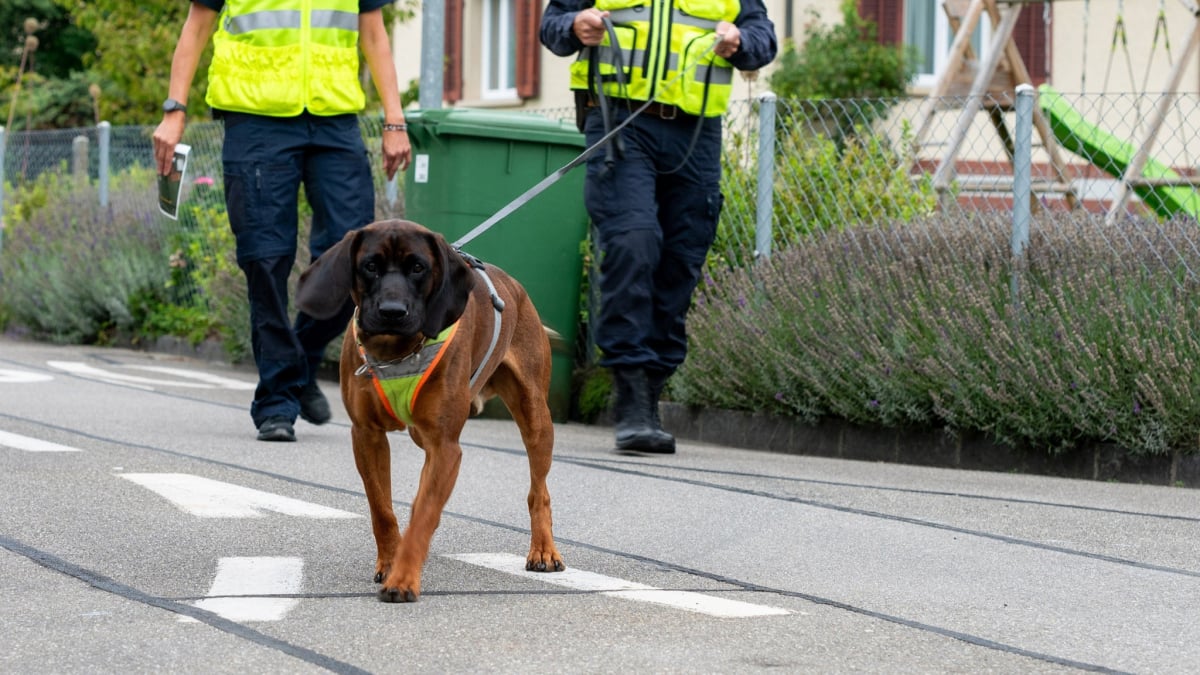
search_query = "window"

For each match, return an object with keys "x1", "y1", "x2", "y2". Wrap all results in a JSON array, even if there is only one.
[
  {"x1": 481, "y1": 0, "x2": 517, "y2": 99},
  {"x1": 905, "y1": 2, "x2": 989, "y2": 89},
  {"x1": 444, "y1": 0, "x2": 541, "y2": 104}
]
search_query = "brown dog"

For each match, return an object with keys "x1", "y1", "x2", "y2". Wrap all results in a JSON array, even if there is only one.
[{"x1": 296, "y1": 219, "x2": 565, "y2": 602}]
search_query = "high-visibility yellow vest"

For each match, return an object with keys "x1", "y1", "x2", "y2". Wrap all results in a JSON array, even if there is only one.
[
  {"x1": 569, "y1": 0, "x2": 740, "y2": 117},
  {"x1": 206, "y1": 0, "x2": 365, "y2": 116}
]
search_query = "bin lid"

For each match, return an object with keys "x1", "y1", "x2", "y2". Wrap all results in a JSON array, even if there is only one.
[{"x1": 405, "y1": 108, "x2": 585, "y2": 147}]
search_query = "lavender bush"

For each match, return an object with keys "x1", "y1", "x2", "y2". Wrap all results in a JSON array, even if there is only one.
[
  {"x1": 676, "y1": 212, "x2": 1200, "y2": 457},
  {"x1": 1, "y1": 168, "x2": 170, "y2": 344}
]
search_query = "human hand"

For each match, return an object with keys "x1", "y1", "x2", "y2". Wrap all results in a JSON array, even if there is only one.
[
  {"x1": 382, "y1": 127, "x2": 412, "y2": 180},
  {"x1": 714, "y1": 21, "x2": 741, "y2": 59},
  {"x1": 573, "y1": 8, "x2": 610, "y2": 46},
  {"x1": 152, "y1": 115, "x2": 186, "y2": 176}
]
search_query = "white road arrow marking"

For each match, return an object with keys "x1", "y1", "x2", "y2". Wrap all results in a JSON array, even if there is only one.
[
  {"x1": 0, "y1": 429, "x2": 82, "y2": 452},
  {"x1": 181, "y1": 557, "x2": 303, "y2": 623},
  {"x1": 125, "y1": 365, "x2": 256, "y2": 390},
  {"x1": 0, "y1": 368, "x2": 53, "y2": 384},
  {"x1": 446, "y1": 553, "x2": 791, "y2": 618},
  {"x1": 120, "y1": 473, "x2": 361, "y2": 519},
  {"x1": 46, "y1": 361, "x2": 255, "y2": 390}
]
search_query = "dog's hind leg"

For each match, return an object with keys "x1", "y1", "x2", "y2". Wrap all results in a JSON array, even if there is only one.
[{"x1": 352, "y1": 426, "x2": 401, "y2": 584}]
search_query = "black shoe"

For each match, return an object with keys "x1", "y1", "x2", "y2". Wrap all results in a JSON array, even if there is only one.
[
  {"x1": 645, "y1": 370, "x2": 677, "y2": 454},
  {"x1": 257, "y1": 417, "x2": 296, "y2": 442},
  {"x1": 298, "y1": 381, "x2": 332, "y2": 425},
  {"x1": 612, "y1": 367, "x2": 675, "y2": 454}
]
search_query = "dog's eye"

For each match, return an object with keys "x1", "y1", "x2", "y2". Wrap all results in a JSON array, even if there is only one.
[
  {"x1": 410, "y1": 262, "x2": 426, "y2": 274},
  {"x1": 362, "y1": 260, "x2": 380, "y2": 276}
]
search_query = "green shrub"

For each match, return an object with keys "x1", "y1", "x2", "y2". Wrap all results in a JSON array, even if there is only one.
[
  {"x1": 0, "y1": 167, "x2": 175, "y2": 344},
  {"x1": 678, "y1": 212, "x2": 1200, "y2": 456},
  {"x1": 714, "y1": 121, "x2": 937, "y2": 268},
  {"x1": 768, "y1": 0, "x2": 916, "y2": 141}
]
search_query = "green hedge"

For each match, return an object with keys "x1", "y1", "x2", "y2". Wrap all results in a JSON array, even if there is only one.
[{"x1": 678, "y1": 213, "x2": 1200, "y2": 457}]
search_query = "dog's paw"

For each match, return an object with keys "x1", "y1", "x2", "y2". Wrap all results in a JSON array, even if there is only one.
[
  {"x1": 378, "y1": 586, "x2": 419, "y2": 603},
  {"x1": 525, "y1": 551, "x2": 566, "y2": 573}
]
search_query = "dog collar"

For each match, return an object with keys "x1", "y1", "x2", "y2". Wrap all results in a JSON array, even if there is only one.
[{"x1": 352, "y1": 310, "x2": 458, "y2": 425}]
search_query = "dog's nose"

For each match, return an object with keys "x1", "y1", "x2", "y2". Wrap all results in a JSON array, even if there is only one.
[{"x1": 378, "y1": 301, "x2": 410, "y2": 321}]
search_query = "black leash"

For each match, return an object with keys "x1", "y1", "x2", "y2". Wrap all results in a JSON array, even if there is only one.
[{"x1": 451, "y1": 33, "x2": 722, "y2": 250}]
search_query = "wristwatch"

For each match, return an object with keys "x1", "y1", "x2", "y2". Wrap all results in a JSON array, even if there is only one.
[{"x1": 162, "y1": 98, "x2": 187, "y2": 113}]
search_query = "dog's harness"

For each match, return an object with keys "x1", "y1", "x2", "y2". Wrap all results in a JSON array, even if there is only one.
[
  {"x1": 353, "y1": 313, "x2": 458, "y2": 426},
  {"x1": 354, "y1": 252, "x2": 505, "y2": 425}
]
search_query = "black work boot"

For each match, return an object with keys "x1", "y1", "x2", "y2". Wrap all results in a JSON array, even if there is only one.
[
  {"x1": 612, "y1": 367, "x2": 674, "y2": 454},
  {"x1": 645, "y1": 370, "x2": 677, "y2": 454}
]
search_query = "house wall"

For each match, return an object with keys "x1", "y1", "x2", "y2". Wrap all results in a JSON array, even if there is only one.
[
  {"x1": 389, "y1": 0, "x2": 835, "y2": 111},
  {"x1": 391, "y1": 2, "x2": 1199, "y2": 111},
  {"x1": 389, "y1": 1, "x2": 1200, "y2": 177}
]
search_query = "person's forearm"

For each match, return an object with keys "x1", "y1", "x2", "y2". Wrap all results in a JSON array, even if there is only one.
[
  {"x1": 167, "y1": 3, "x2": 219, "y2": 104},
  {"x1": 360, "y1": 10, "x2": 405, "y2": 123},
  {"x1": 540, "y1": 0, "x2": 586, "y2": 56},
  {"x1": 727, "y1": 0, "x2": 777, "y2": 72}
]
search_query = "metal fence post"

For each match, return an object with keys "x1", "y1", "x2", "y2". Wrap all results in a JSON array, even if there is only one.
[
  {"x1": 1011, "y1": 83, "x2": 1034, "y2": 306},
  {"x1": 71, "y1": 135, "x2": 89, "y2": 185},
  {"x1": 98, "y1": 121, "x2": 111, "y2": 208},
  {"x1": 755, "y1": 92, "x2": 776, "y2": 261},
  {"x1": 0, "y1": 125, "x2": 5, "y2": 257}
]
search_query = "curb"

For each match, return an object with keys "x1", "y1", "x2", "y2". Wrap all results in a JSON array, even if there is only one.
[
  {"x1": 658, "y1": 402, "x2": 1199, "y2": 488},
  {"x1": 148, "y1": 338, "x2": 1197, "y2": 488}
]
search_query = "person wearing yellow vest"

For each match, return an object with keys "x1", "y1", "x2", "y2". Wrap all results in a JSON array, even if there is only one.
[
  {"x1": 152, "y1": 0, "x2": 410, "y2": 442},
  {"x1": 541, "y1": 0, "x2": 776, "y2": 454}
]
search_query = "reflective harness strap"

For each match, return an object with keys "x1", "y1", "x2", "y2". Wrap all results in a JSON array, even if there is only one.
[{"x1": 459, "y1": 251, "x2": 506, "y2": 389}]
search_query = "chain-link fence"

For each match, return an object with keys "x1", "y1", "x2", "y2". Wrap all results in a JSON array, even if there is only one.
[
  {"x1": 2, "y1": 91, "x2": 1199, "y2": 399},
  {"x1": 5, "y1": 92, "x2": 1197, "y2": 275}
]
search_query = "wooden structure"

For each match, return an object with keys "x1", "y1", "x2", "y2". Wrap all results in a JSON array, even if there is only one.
[{"x1": 909, "y1": 0, "x2": 1077, "y2": 208}]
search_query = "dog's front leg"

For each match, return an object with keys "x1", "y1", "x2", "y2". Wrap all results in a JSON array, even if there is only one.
[
  {"x1": 378, "y1": 431, "x2": 462, "y2": 603},
  {"x1": 352, "y1": 425, "x2": 401, "y2": 584}
]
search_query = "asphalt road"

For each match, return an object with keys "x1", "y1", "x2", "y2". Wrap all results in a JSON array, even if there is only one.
[{"x1": 1, "y1": 335, "x2": 1198, "y2": 674}]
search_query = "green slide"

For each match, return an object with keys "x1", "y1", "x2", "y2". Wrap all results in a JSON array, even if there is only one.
[{"x1": 1037, "y1": 84, "x2": 1200, "y2": 221}]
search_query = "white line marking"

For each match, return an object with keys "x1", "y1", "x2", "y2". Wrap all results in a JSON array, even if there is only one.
[
  {"x1": 47, "y1": 361, "x2": 181, "y2": 390},
  {"x1": 125, "y1": 365, "x2": 256, "y2": 390},
  {"x1": 0, "y1": 430, "x2": 82, "y2": 453},
  {"x1": 181, "y1": 557, "x2": 303, "y2": 623},
  {"x1": 0, "y1": 368, "x2": 53, "y2": 384},
  {"x1": 47, "y1": 361, "x2": 255, "y2": 390},
  {"x1": 120, "y1": 473, "x2": 361, "y2": 519},
  {"x1": 446, "y1": 553, "x2": 791, "y2": 618}
]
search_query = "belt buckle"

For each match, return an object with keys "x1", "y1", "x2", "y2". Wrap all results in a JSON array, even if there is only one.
[{"x1": 659, "y1": 104, "x2": 677, "y2": 120}]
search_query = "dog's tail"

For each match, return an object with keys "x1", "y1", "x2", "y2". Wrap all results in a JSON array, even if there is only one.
[{"x1": 544, "y1": 326, "x2": 571, "y2": 356}]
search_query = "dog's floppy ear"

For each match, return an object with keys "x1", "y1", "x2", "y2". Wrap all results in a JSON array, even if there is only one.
[
  {"x1": 297, "y1": 229, "x2": 360, "y2": 319},
  {"x1": 421, "y1": 230, "x2": 476, "y2": 338}
]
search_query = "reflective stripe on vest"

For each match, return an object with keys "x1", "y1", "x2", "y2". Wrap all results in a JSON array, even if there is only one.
[
  {"x1": 569, "y1": 0, "x2": 740, "y2": 117},
  {"x1": 206, "y1": 0, "x2": 364, "y2": 117}
]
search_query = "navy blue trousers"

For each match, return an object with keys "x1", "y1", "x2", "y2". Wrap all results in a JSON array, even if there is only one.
[
  {"x1": 583, "y1": 106, "x2": 724, "y2": 377},
  {"x1": 221, "y1": 111, "x2": 375, "y2": 426}
]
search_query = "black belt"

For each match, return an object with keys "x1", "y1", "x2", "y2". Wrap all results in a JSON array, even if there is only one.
[{"x1": 588, "y1": 98, "x2": 686, "y2": 120}]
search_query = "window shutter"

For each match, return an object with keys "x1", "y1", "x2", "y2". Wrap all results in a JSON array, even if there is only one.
[
  {"x1": 1013, "y1": 4, "x2": 1049, "y2": 85},
  {"x1": 443, "y1": 0, "x2": 464, "y2": 103},
  {"x1": 515, "y1": 0, "x2": 541, "y2": 99},
  {"x1": 858, "y1": 0, "x2": 903, "y2": 46}
]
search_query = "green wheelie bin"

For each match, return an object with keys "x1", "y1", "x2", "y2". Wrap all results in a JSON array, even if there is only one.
[{"x1": 403, "y1": 108, "x2": 589, "y2": 421}]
